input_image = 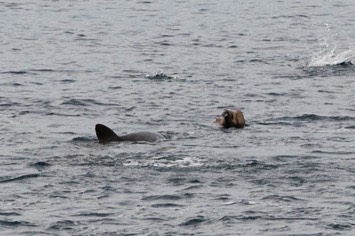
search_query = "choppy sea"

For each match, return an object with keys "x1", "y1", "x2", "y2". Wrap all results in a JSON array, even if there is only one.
[{"x1": 1, "y1": 1, "x2": 354, "y2": 235}]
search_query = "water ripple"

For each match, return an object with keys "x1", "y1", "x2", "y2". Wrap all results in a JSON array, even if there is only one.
[
  {"x1": 0, "y1": 173, "x2": 39, "y2": 183},
  {"x1": 179, "y1": 215, "x2": 209, "y2": 227},
  {"x1": 0, "y1": 220, "x2": 37, "y2": 228}
]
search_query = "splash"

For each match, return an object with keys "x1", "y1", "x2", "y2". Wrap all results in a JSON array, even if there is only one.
[
  {"x1": 309, "y1": 34, "x2": 355, "y2": 67},
  {"x1": 309, "y1": 48, "x2": 355, "y2": 67},
  {"x1": 145, "y1": 72, "x2": 180, "y2": 80}
]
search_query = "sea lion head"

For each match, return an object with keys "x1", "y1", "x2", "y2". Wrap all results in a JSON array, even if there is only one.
[{"x1": 216, "y1": 109, "x2": 245, "y2": 128}]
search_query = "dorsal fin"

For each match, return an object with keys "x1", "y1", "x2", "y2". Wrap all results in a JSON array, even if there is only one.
[{"x1": 95, "y1": 124, "x2": 121, "y2": 144}]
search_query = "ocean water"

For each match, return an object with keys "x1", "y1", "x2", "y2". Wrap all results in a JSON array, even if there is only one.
[{"x1": 1, "y1": 0, "x2": 354, "y2": 235}]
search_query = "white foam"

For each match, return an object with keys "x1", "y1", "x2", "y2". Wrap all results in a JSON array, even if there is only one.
[{"x1": 310, "y1": 49, "x2": 355, "y2": 67}]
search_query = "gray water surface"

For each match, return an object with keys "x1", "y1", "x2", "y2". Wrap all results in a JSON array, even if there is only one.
[{"x1": 1, "y1": 1, "x2": 355, "y2": 235}]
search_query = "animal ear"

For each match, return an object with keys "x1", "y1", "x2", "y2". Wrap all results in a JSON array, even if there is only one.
[
  {"x1": 95, "y1": 124, "x2": 121, "y2": 144},
  {"x1": 235, "y1": 111, "x2": 245, "y2": 127}
]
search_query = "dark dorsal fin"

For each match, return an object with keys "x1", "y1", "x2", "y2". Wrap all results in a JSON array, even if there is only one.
[{"x1": 95, "y1": 124, "x2": 121, "y2": 144}]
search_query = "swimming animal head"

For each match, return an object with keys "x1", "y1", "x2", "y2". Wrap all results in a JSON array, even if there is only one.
[
  {"x1": 95, "y1": 124, "x2": 163, "y2": 144},
  {"x1": 215, "y1": 109, "x2": 245, "y2": 128}
]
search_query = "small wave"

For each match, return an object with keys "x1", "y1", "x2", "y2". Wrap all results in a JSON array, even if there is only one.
[
  {"x1": 312, "y1": 150, "x2": 354, "y2": 155},
  {"x1": 45, "y1": 112, "x2": 81, "y2": 117},
  {"x1": 0, "y1": 219, "x2": 36, "y2": 227},
  {"x1": 61, "y1": 98, "x2": 97, "y2": 106},
  {"x1": 2, "y1": 69, "x2": 94, "y2": 77},
  {"x1": 60, "y1": 79, "x2": 76, "y2": 84},
  {"x1": 274, "y1": 114, "x2": 355, "y2": 122},
  {"x1": 179, "y1": 215, "x2": 209, "y2": 227},
  {"x1": 220, "y1": 214, "x2": 319, "y2": 222},
  {"x1": 220, "y1": 214, "x2": 262, "y2": 221},
  {"x1": 0, "y1": 212, "x2": 21, "y2": 216},
  {"x1": 1, "y1": 69, "x2": 56, "y2": 75},
  {"x1": 71, "y1": 136, "x2": 96, "y2": 143},
  {"x1": 266, "y1": 92, "x2": 287, "y2": 97},
  {"x1": 1, "y1": 70, "x2": 30, "y2": 75},
  {"x1": 151, "y1": 203, "x2": 184, "y2": 208},
  {"x1": 328, "y1": 223, "x2": 352, "y2": 231},
  {"x1": 61, "y1": 98, "x2": 117, "y2": 107},
  {"x1": 261, "y1": 194, "x2": 305, "y2": 202},
  {"x1": 47, "y1": 220, "x2": 76, "y2": 231},
  {"x1": 31, "y1": 69, "x2": 55, "y2": 73},
  {"x1": 0, "y1": 173, "x2": 39, "y2": 183},
  {"x1": 72, "y1": 212, "x2": 114, "y2": 217},
  {"x1": 142, "y1": 194, "x2": 185, "y2": 201}
]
